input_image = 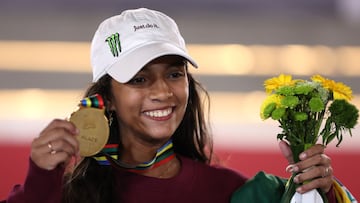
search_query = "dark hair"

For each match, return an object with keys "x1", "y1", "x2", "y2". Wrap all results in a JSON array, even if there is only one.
[{"x1": 62, "y1": 71, "x2": 212, "y2": 202}]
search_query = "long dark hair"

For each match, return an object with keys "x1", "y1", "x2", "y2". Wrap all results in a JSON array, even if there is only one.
[{"x1": 62, "y1": 71, "x2": 212, "y2": 202}]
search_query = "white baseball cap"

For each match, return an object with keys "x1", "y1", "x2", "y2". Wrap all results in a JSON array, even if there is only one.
[{"x1": 90, "y1": 8, "x2": 198, "y2": 83}]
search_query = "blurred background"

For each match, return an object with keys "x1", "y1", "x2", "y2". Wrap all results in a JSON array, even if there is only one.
[{"x1": 1, "y1": 0, "x2": 360, "y2": 199}]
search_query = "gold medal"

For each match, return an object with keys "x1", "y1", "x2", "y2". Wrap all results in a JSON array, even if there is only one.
[{"x1": 69, "y1": 107, "x2": 109, "y2": 157}]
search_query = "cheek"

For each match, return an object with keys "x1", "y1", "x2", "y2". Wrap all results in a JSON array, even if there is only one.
[
  {"x1": 183, "y1": 80, "x2": 190, "y2": 101},
  {"x1": 175, "y1": 83, "x2": 189, "y2": 107},
  {"x1": 112, "y1": 93, "x2": 141, "y2": 113},
  {"x1": 110, "y1": 87, "x2": 138, "y2": 113},
  {"x1": 183, "y1": 87, "x2": 189, "y2": 104},
  {"x1": 111, "y1": 97, "x2": 140, "y2": 126}
]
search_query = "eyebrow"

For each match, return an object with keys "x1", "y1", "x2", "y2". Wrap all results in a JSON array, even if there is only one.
[
  {"x1": 169, "y1": 59, "x2": 187, "y2": 67},
  {"x1": 144, "y1": 59, "x2": 186, "y2": 69}
]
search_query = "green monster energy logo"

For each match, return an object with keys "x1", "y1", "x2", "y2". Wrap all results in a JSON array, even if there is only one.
[{"x1": 105, "y1": 33, "x2": 121, "y2": 57}]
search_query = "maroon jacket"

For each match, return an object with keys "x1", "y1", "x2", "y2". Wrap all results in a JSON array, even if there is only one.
[
  {"x1": 2, "y1": 155, "x2": 336, "y2": 203},
  {"x1": 2, "y1": 156, "x2": 247, "y2": 203}
]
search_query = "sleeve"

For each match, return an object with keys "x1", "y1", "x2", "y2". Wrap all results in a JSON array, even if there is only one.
[
  {"x1": 230, "y1": 171, "x2": 286, "y2": 203},
  {"x1": 332, "y1": 178, "x2": 357, "y2": 203},
  {"x1": 230, "y1": 172, "x2": 343, "y2": 203},
  {"x1": 2, "y1": 158, "x2": 65, "y2": 203}
]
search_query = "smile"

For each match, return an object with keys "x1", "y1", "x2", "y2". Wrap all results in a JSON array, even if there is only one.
[{"x1": 144, "y1": 108, "x2": 172, "y2": 118}]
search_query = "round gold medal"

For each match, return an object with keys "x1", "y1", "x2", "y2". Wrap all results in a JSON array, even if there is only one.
[{"x1": 69, "y1": 108, "x2": 109, "y2": 157}]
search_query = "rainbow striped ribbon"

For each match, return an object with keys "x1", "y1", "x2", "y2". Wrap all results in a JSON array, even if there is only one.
[
  {"x1": 80, "y1": 94, "x2": 104, "y2": 109},
  {"x1": 93, "y1": 139, "x2": 175, "y2": 173},
  {"x1": 93, "y1": 144, "x2": 119, "y2": 165}
]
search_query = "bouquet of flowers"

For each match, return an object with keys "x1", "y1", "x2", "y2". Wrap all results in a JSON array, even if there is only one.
[{"x1": 260, "y1": 74, "x2": 359, "y2": 203}]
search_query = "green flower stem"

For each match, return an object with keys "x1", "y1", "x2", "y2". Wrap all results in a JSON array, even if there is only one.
[
  {"x1": 290, "y1": 144, "x2": 310, "y2": 163},
  {"x1": 280, "y1": 173, "x2": 297, "y2": 203}
]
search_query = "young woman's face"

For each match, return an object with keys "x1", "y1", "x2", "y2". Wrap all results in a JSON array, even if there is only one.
[{"x1": 110, "y1": 55, "x2": 189, "y2": 143}]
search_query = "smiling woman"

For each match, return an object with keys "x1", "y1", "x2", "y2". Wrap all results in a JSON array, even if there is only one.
[
  {"x1": 109, "y1": 56, "x2": 190, "y2": 143},
  {"x1": 0, "y1": 7, "x2": 355, "y2": 203}
]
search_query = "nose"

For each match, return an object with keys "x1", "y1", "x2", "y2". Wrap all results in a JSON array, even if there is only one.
[{"x1": 149, "y1": 79, "x2": 173, "y2": 101}]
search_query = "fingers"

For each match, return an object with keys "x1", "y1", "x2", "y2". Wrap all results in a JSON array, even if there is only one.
[
  {"x1": 279, "y1": 140, "x2": 294, "y2": 164},
  {"x1": 293, "y1": 166, "x2": 333, "y2": 193},
  {"x1": 30, "y1": 119, "x2": 79, "y2": 170},
  {"x1": 299, "y1": 144, "x2": 325, "y2": 161},
  {"x1": 285, "y1": 144, "x2": 333, "y2": 194},
  {"x1": 39, "y1": 119, "x2": 79, "y2": 142},
  {"x1": 291, "y1": 153, "x2": 331, "y2": 173}
]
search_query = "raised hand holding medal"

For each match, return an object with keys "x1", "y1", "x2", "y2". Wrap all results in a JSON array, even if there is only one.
[{"x1": 69, "y1": 94, "x2": 109, "y2": 157}]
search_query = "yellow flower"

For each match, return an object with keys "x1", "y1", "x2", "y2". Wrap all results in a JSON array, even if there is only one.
[
  {"x1": 312, "y1": 75, "x2": 353, "y2": 101},
  {"x1": 264, "y1": 74, "x2": 295, "y2": 94},
  {"x1": 311, "y1": 74, "x2": 327, "y2": 84},
  {"x1": 331, "y1": 81, "x2": 353, "y2": 100},
  {"x1": 260, "y1": 94, "x2": 282, "y2": 119}
]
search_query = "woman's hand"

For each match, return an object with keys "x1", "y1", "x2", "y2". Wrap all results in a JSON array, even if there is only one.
[
  {"x1": 30, "y1": 119, "x2": 79, "y2": 170},
  {"x1": 279, "y1": 140, "x2": 333, "y2": 193}
]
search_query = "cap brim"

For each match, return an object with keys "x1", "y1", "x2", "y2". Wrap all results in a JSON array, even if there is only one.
[{"x1": 107, "y1": 42, "x2": 198, "y2": 83}]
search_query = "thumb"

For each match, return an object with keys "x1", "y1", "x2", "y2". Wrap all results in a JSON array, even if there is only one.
[{"x1": 278, "y1": 140, "x2": 294, "y2": 164}]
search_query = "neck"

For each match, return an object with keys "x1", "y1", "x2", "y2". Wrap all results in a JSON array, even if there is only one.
[
  {"x1": 94, "y1": 139, "x2": 177, "y2": 175},
  {"x1": 118, "y1": 139, "x2": 175, "y2": 171},
  {"x1": 119, "y1": 138, "x2": 166, "y2": 165},
  {"x1": 141, "y1": 155, "x2": 180, "y2": 178}
]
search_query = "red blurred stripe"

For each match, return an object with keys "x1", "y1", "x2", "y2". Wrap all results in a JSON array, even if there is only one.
[{"x1": 0, "y1": 144, "x2": 359, "y2": 200}]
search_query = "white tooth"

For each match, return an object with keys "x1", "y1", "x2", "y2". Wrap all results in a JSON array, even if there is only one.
[{"x1": 145, "y1": 108, "x2": 172, "y2": 117}]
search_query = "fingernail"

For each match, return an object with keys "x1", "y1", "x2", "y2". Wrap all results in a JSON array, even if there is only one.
[
  {"x1": 286, "y1": 165, "x2": 299, "y2": 173},
  {"x1": 293, "y1": 175, "x2": 300, "y2": 183},
  {"x1": 285, "y1": 165, "x2": 293, "y2": 172},
  {"x1": 300, "y1": 152, "x2": 307, "y2": 160},
  {"x1": 296, "y1": 186, "x2": 304, "y2": 193},
  {"x1": 74, "y1": 128, "x2": 80, "y2": 134}
]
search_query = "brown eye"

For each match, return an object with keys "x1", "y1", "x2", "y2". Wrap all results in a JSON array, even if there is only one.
[
  {"x1": 169, "y1": 71, "x2": 185, "y2": 79},
  {"x1": 128, "y1": 76, "x2": 146, "y2": 84}
]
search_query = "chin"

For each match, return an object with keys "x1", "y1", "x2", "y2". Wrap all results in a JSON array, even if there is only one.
[{"x1": 145, "y1": 132, "x2": 174, "y2": 144}]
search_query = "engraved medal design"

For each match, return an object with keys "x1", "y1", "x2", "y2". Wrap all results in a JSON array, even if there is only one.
[{"x1": 69, "y1": 94, "x2": 109, "y2": 157}]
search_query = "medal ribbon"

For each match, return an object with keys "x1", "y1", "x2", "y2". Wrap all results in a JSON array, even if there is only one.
[
  {"x1": 94, "y1": 139, "x2": 175, "y2": 173},
  {"x1": 80, "y1": 94, "x2": 104, "y2": 109}
]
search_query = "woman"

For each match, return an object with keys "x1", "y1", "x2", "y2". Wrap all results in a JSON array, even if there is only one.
[{"x1": 3, "y1": 8, "x2": 340, "y2": 203}]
